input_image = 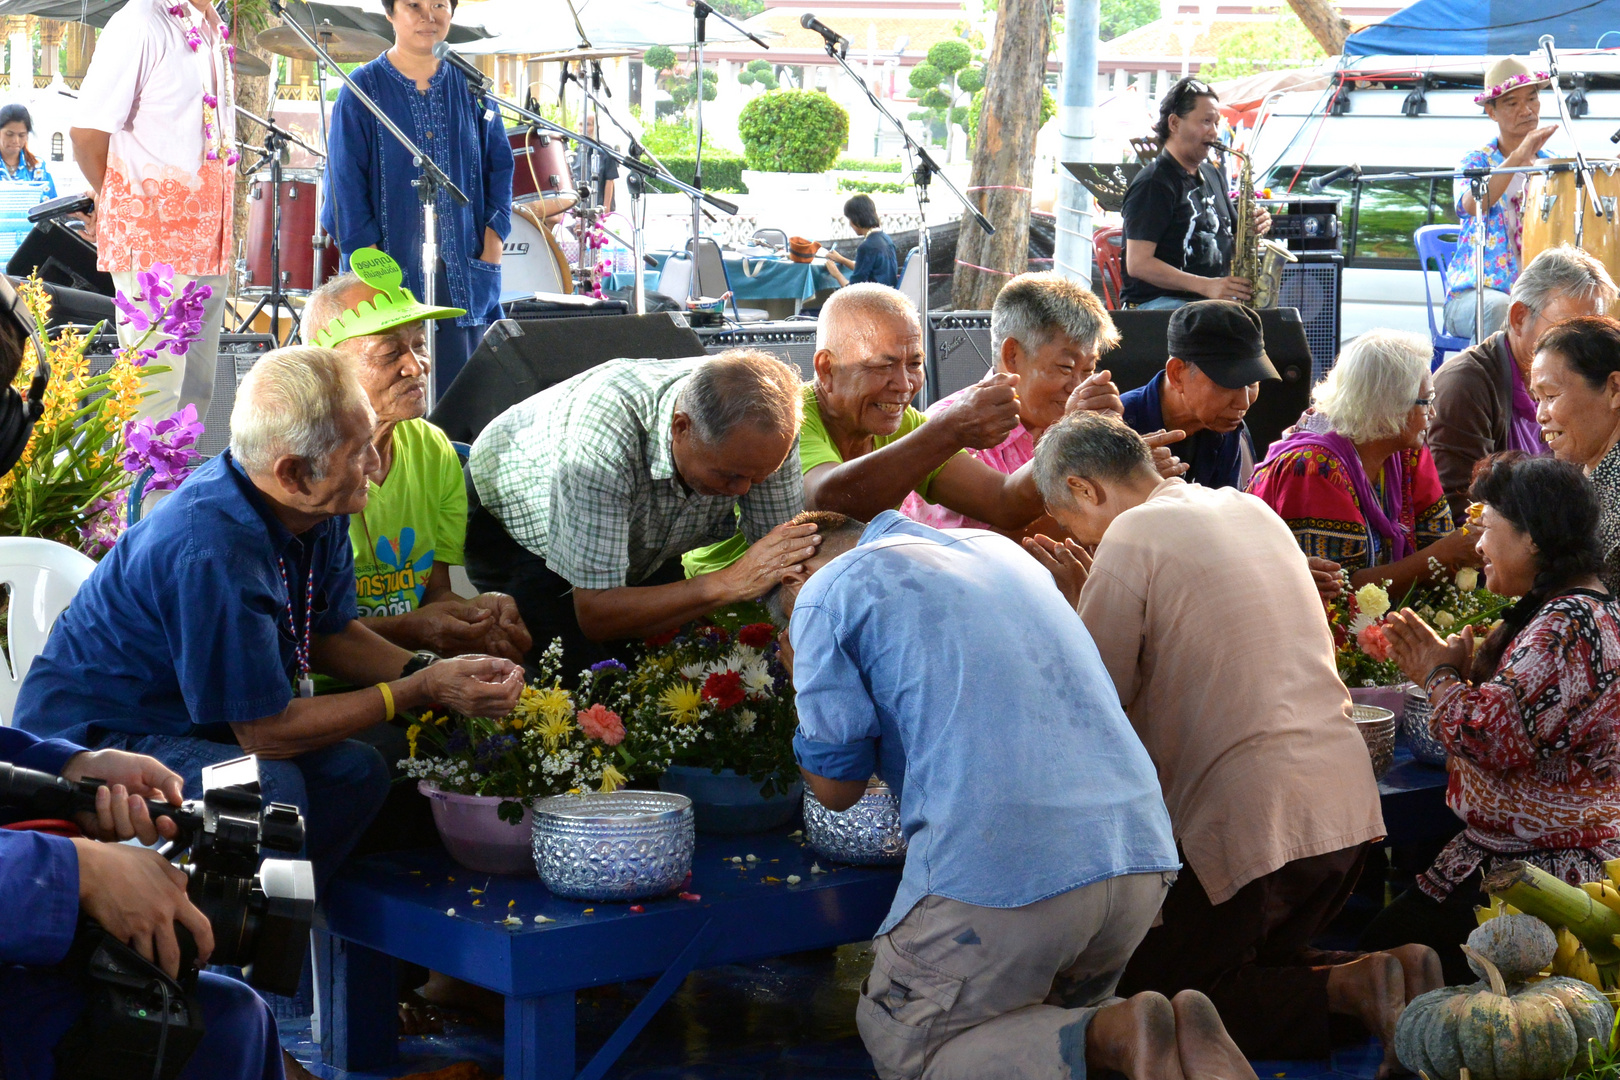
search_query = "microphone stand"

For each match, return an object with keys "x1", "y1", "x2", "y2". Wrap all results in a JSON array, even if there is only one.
[
  {"x1": 819, "y1": 35, "x2": 992, "y2": 384},
  {"x1": 1541, "y1": 35, "x2": 1605, "y2": 267},
  {"x1": 233, "y1": 106, "x2": 326, "y2": 343},
  {"x1": 268, "y1": 0, "x2": 468, "y2": 410}
]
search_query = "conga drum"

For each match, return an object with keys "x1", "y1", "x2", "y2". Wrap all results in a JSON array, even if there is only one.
[
  {"x1": 509, "y1": 127, "x2": 577, "y2": 215},
  {"x1": 1521, "y1": 159, "x2": 1620, "y2": 284}
]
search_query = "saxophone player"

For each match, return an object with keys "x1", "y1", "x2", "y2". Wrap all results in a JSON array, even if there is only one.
[{"x1": 1120, "y1": 77, "x2": 1272, "y2": 310}]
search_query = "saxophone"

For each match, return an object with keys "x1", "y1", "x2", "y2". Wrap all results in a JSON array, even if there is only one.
[{"x1": 1213, "y1": 141, "x2": 1297, "y2": 310}]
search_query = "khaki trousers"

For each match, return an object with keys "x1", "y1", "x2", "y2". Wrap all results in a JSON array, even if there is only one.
[
  {"x1": 111, "y1": 270, "x2": 231, "y2": 425},
  {"x1": 858, "y1": 870, "x2": 1175, "y2": 1080}
]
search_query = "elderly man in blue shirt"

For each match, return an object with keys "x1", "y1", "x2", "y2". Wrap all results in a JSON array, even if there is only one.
[
  {"x1": 0, "y1": 726, "x2": 287, "y2": 1079},
  {"x1": 15, "y1": 345, "x2": 524, "y2": 895},
  {"x1": 774, "y1": 509, "x2": 1259, "y2": 1080}
]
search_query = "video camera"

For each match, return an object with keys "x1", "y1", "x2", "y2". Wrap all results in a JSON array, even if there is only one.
[{"x1": 0, "y1": 754, "x2": 316, "y2": 1080}]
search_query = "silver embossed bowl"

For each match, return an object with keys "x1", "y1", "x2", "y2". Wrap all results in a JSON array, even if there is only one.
[
  {"x1": 1402, "y1": 686, "x2": 1447, "y2": 766},
  {"x1": 803, "y1": 782, "x2": 906, "y2": 866},
  {"x1": 1353, "y1": 704, "x2": 1398, "y2": 780},
  {"x1": 531, "y1": 790, "x2": 695, "y2": 901}
]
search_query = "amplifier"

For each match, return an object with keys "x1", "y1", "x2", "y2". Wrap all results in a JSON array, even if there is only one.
[
  {"x1": 926, "y1": 312, "x2": 994, "y2": 406},
  {"x1": 86, "y1": 333, "x2": 276, "y2": 458},
  {"x1": 501, "y1": 294, "x2": 631, "y2": 320},
  {"x1": 1275, "y1": 254, "x2": 1344, "y2": 381},
  {"x1": 1261, "y1": 198, "x2": 1342, "y2": 253},
  {"x1": 698, "y1": 321, "x2": 819, "y2": 381},
  {"x1": 6, "y1": 218, "x2": 113, "y2": 295}
]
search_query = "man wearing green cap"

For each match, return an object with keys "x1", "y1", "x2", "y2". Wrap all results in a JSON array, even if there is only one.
[{"x1": 302, "y1": 250, "x2": 531, "y2": 663}]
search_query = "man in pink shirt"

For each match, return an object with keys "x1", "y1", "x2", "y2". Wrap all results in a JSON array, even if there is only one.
[{"x1": 70, "y1": 0, "x2": 237, "y2": 424}]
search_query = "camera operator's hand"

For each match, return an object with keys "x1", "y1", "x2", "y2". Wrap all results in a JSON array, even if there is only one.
[
  {"x1": 412, "y1": 655, "x2": 525, "y2": 718},
  {"x1": 60, "y1": 749, "x2": 183, "y2": 845},
  {"x1": 71, "y1": 839, "x2": 214, "y2": 979}
]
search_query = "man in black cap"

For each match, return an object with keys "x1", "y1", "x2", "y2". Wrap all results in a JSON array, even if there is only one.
[{"x1": 1119, "y1": 299, "x2": 1277, "y2": 490}]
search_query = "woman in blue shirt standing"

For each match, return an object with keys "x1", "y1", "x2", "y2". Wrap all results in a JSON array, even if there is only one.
[
  {"x1": 0, "y1": 104, "x2": 56, "y2": 198},
  {"x1": 322, "y1": 0, "x2": 513, "y2": 395},
  {"x1": 824, "y1": 193, "x2": 898, "y2": 288}
]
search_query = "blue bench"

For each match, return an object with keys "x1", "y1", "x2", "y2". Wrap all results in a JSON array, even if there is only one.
[{"x1": 315, "y1": 826, "x2": 900, "y2": 1080}]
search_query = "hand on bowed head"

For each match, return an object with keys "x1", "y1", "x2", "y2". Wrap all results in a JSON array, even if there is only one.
[
  {"x1": 59, "y1": 749, "x2": 184, "y2": 845},
  {"x1": 1141, "y1": 429, "x2": 1190, "y2": 479},
  {"x1": 1308, "y1": 557, "x2": 1345, "y2": 602},
  {"x1": 719, "y1": 521, "x2": 821, "y2": 601},
  {"x1": 1064, "y1": 369, "x2": 1123, "y2": 417},
  {"x1": 1022, "y1": 534, "x2": 1092, "y2": 610},
  {"x1": 941, "y1": 371, "x2": 1022, "y2": 450},
  {"x1": 416, "y1": 655, "x2": 526, "y2": 718},
  {"x1": 1383, "y1": 608, "x2": 1475, "y2": 690}
]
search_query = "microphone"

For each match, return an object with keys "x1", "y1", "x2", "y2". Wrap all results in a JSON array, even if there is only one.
[
  {"x1": 432, "y1": 41, "x2": 491, "y2": 90},
  {"x1": 1541, "y1": 33, "x2": 1557, "y2": 70},
  {"x1": 801, "y1": 13, "x2": 850, "y2": 54},
  {"x1": 1307, "y1": 163, "x2": 1360, "y2": 193}
]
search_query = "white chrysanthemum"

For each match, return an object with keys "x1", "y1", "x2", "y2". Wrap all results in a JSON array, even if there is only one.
[
  {"x1": 741, "y1": 659, "x2": 773, "y2": 697},
  {"x1": 728, "y1": 646, "x2": 761, "y2": 669},
  {"x1": 736, "y1": 709, "x2": 757, "y2": 733},
  {"x1": 679, "y1": 662, "x2": 708, "y2": 681},
  {"x1": 1348, "y1": 613, "x2": 1377, "y2": 636}
]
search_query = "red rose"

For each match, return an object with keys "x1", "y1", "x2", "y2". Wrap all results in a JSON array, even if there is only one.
[
  {"x1": 738, "y1": 623, "x2": 776, "y2": 649},
  {"x1": 701, "y1": 670, "x2": 746, "y2": 710},
  {"x1": 644, "y1": 629, "x2": 679, "y2": 648}
]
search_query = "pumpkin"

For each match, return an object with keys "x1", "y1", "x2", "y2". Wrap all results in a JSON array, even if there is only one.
[
  {"x1": 1466, "y1": 914, "x2": 1559, "y2": 982},
  {"x1": 1393, "y1": 947, "x2": 1614, "y2": 1080}
]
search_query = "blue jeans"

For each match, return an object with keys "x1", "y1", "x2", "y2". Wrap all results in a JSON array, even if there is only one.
[
  {"x1": 1132, "y1": 295, "x2": 1191, "y2": 311},
  {"x1": 433, "y1": 319, "x2": 487, "y2": 398},
  {"x1": 0, "y1": 969, "x2": 283, "y2": 1080},
  {"x1": 95, "y1": 732, "x2": 390, "y2": 896},
  {"x1": 1443, "y1": 288, "x2": 1511, "y2": 344}
]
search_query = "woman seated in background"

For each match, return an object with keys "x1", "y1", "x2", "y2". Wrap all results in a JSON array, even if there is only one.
[
  {"x1": 1247, "y1": 329, "x2": 1478, "y2": 594},
  {"x1": 1363, "y1": 453, "x2": 1620, "y2": 984},
  {"x1": 1529, "y1": 315, "x2": 1620, "y2": 593},
  {"x1": 0, "y1": 104, "x2": 54, "y2": 197},
  {"x1": 823, "y1": 193, "x2": 898, "y2": 289}
]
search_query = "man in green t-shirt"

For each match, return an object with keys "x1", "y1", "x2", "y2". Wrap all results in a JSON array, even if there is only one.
[{"x1": 303, "y1": 252, "x2": 531, "y2": 662}]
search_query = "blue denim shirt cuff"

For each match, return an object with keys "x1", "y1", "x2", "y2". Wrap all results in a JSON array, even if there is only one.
[
  {"x1": 484, "y1": 205, "x2": 512, "y2": 241},
  {"x1": 793, "y1": 734, "x2": 875, "y2": 783}
]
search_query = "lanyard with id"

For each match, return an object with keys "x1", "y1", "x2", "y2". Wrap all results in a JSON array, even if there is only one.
[{"x1": 278, "y1": 555, "x2": 316, "y2": 698}]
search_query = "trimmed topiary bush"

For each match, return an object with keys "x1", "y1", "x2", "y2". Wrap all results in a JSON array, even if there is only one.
[
  {"x1": 646, "y1": 152, "x2": 748, "y2": 195},
  {"x1": 737, "y1": 90, "x2": 849, "y2": 173}
]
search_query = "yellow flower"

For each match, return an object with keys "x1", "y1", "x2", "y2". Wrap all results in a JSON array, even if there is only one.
[
  {"x1": 598, "y1": 764, "x2": 627, "y2": 793},
  {"x1": 406, "y1": 723, "x2": 422, "y2": 758},
  {"x1": 534, "y1": 686, "x2": 574, "y2": 724},
  {"x1": 509, "y1": 715, "x2": 526, "y2": 730},
  {"x1": 1354, "y1": 583, "x2": 1391, "y2": 619},
  {"x1": 658, "y1": 681, "x2": 703, "y2": 724},
  {"x1": 534, "y1": 712, "x2": 575, "y2": 751}
]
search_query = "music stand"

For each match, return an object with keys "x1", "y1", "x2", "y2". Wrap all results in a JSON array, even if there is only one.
[{"x1": 1061, "y1": 162, "x2": 1145, "y2": 215}]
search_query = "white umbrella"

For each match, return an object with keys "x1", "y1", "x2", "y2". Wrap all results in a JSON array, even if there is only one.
[{"x1": 454, "y1": 0, "x2": 772, "y2": 54}]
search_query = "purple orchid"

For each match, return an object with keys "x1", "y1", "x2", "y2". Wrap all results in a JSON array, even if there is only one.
[
  {"x1": 113, "y1": 263, "x2": 177, "y2": 334},
  {"x1": 78, "y1": 492, "x2": 129, "y2": 556},
  {"x1": 121, "y1": 404, "x2": 205, "y2": 493},
  {"x1": 185, "y1": 26, "x2": 202, "y2": 50}
]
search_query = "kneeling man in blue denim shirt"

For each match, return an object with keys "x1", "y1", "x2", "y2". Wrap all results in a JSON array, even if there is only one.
[{"x1": 775, "y1": 508, "x2": 1260, "y2": 1080}]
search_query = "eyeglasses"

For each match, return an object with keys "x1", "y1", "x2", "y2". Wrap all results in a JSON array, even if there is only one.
[{"x1": 1413, "y1": 397, "x2": 1434, "y2": 409}]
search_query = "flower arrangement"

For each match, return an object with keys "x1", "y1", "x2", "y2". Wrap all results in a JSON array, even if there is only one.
[
  {"x1": 624, "y1": 611, "x2": 800, "y2": 797},
  {"x1": 1329, "y1": 560, "x2": 1513, "y2": 687},
  {"x1": 399, "y1": 640, "x2": 702, "y2": 822}
]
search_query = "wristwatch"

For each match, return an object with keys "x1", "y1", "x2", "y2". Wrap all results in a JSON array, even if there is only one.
[{"x1": 401, "y1": 651, "x2": 439, "y2": 678}]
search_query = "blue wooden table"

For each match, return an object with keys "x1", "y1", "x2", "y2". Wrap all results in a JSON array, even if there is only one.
[
  {"x1": 607, "y1": 251, "x2": 839, "y2": 303},
  {"x1": 315, "y1": 827, "x2": 900, "y2": 1080},
  {"x1": 1377, "y1": 738, "x2": 1454, "y2": 849}
]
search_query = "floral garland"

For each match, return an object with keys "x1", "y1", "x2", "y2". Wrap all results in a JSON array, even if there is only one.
[
  {"x1": 168, "y1": 2, "x2": 240, "y2": 167},
  {"x1": 1474, "y1": 70, "x2": 1551, "y2": 106}
]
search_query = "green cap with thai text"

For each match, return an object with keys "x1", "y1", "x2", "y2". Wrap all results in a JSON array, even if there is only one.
[{"x1": 313, "y1": 248, "x2": 465, "y2": 348}]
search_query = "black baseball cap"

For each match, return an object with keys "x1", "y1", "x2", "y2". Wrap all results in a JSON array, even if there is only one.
[{"x1": 1166, "y1": 300, "x2": 1279, "y2": 389}]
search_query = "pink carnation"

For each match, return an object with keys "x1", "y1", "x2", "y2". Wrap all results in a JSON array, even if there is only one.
[
  {"x1": 576, "y1": 704, "x2": 625, "y2": 746},
  {"x1": 1357, "y1": 621, "x2": 1391, "y2": 662}
]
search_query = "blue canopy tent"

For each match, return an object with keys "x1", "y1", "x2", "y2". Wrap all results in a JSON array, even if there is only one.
[{"x1": 1344, "y1": 0, "x2": 1620, "y2": 57}]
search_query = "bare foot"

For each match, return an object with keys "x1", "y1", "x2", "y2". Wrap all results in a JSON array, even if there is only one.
[
  {"x1": 282, "y1": 1049, "x2": 320, "y2": 1080},
  {"x1": 1086, "y1": 991, "x2": 1185, "y2": 1080},
  {"x1": 1170, "y1": 990, "x2": 1260, "y2": 1080},
  {"x1": 420, "y1": 970, "x2": 505, "y2": 1028},
  {"x1": 1326, "y1": 952, "x2": 1406, "y2": 1078},
  {"x1": 1383, "y1": 943, "x2": 1444, "y2": 1002}
]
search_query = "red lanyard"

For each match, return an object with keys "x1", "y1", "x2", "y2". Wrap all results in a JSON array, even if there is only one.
[{"x1": 278, "y1": 555, "x2": 316, "y2": 698}]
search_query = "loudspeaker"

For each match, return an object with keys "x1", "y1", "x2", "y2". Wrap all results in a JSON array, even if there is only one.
[
  {"x1": 926, "y1": 312, "x2": 995, "y2": 407},
  {"x1": 698, "y1": 322, "x2": 819, "y2": 380},
  {"x1": 1100, "y1": 308, "x2": 1314, "y2": 454},
  {"x1": 430, "y1": 313, "x2": 706, "y2": 445},
  {"x1": 501, "y1": 295, "x2": 631, "y2": 320},
  {"x1": 86, "y1": 333, "x2": 276, "y2": 458},
  {"x1": 1276, "y1": 254, "x2": 1343, "y2": 381},
  {"x1": 6, "y1": 219, "x2": 115, "y2": 296}
]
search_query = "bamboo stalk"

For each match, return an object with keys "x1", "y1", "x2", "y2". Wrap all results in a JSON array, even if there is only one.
[{"x1": 1484, "y1": 861, "x2": 1620, "y2": 963}]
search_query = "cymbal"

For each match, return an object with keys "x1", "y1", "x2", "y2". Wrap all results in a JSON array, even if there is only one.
[
  {"x1": 526, "y1": 47, "x2": 639, "y2": 63},
  {"x1": 233, "y1": 50, "x2": 272, "y2": 78},
  {"x1": 255, "y1": 23, "x2": 391, "y2": 63}
]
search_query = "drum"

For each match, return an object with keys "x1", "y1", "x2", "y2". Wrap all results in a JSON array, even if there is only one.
[
  {"x1": 509, "y1": 127, "x2": 577, "y2": 213},
  {"x1": 1521, "y1": 159, "x2": 1620, "y2": 285},
  {"x1": 243, "y1": 169, "x2": 340, "y2": 295},
  {"x1": 501, "y1": 204, "x2": 573, "y2": 296}
]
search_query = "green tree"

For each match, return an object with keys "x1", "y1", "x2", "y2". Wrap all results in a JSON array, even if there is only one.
[
  {"x1": 709, "y1": 0, "x2": 764, "y2": 17},
  {"x1": 737, "y1": 59, "x2": 778, "y2": 91},
  {"x1": 1199, "y1": 7, "x2": 1325, "y2": 81},
  {"x1": 643, "y1": 45, "x2": 676, "y2": 72},
  {"x1": 644, "y1": 47, "x2": 718, "y2": 118},
  {"x1": 906, "y1": 40, "x2": 978, "y2": 160},
  {"x1": 738, "y1": 90, "x2": 849, "y2": 172},
  {"x1": 1099, "y1": 0, "x2": 1158, "y2": 42}
]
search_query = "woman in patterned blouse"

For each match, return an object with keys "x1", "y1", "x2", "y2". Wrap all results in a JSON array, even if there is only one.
[
  {"x1": 1363, "y1": 452, "x2": 1620, "y2": 983},
  {"x1": 1247, "y1": 329, "x2": 1480, "y2": 596},
  {"x1": 1529, "y1": 315, "x2": 1620, "y2": 595}
]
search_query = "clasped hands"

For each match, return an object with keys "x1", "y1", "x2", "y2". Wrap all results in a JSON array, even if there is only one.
[
  {"x1": 406, "y1": 592, "x2": 533, "y2": 663},
  {"x1": 1384, "y1": 608, "x2": 1475, "y2": 690}
]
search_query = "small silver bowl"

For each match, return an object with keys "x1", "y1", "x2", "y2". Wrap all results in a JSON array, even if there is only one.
[
  {"x1": 1402, "y1": 686, "x2": 1446, "y2": 766},
  {"x1": 531, "y1": 790, "x2": 695, "y2": 901},
  {"x1": 1353, "y1": 704, "x2": 1398, "y2": 780},
  {"x1": 803, "y1": 782, "x2": 906, "y2": 866}
]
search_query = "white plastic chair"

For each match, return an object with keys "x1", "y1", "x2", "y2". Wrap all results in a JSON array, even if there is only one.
[
  {"x1": 0, "y1": 537, "x2": 96, "y2": 726},
  {"x1": 899, "y1": 248, "x2": 925, "y2": 311},
  {"x1": 658, "y1": 253, "x2": 694, "y2": 306}
]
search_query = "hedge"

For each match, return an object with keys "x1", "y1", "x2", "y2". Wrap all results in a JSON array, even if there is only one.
[
  {"x1": 837, "y1": 178, "x2": 908, "y2": 194},
  {"x1": 737, "y1": 90, "x2": 849, "y2": 173},
  {"x1": 645, "y1": 152, "x2": 749, "y2": 195},
  {"x1": 835, "y1": 156, "x2": 903, "y2": 173}
]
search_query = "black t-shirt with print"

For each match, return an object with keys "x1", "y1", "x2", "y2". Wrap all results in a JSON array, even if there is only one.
[{"x1": 1120, "y1": 151, "x2": 1236, "y2": 304}]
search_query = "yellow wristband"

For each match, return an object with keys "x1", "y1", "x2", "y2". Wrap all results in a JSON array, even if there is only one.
[{"x1": 377, "y1": 681, "x2": 395, "y2": 722}]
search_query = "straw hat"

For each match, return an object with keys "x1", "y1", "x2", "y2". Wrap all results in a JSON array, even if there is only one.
[{"x1": 1475, "y1": 56, "x2": 1553, "y2": 105}]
